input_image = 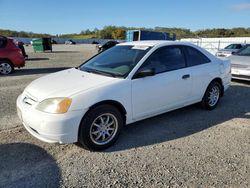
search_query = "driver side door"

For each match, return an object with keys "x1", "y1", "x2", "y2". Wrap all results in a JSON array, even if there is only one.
[{"x1": 131, "y1": 45, "x2": 193, "y2": 120}]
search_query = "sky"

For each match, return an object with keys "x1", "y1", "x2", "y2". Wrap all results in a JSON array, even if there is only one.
[{"x1": 0, "y1": 0, "x2": 250, "y2": 35}]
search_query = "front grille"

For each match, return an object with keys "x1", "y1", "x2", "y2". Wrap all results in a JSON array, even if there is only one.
[
  {"x1": 22, "y1": 94, "x2": 37, "y2": 106},
  {"x1": 232, "y1": 74, "x2": 250, "y2": 80},
  {"x1": 231, "y1": 64, "x2": 249, "y2": 69},
  {"x1": 217, "y1": 54, "x2": 226, "y2": 57}
]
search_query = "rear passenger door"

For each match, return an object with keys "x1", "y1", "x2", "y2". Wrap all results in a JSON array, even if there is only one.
[
  {"x1": 131, "y1": 45, "x2": 193, "y2": 120},
  {"x1": 183, "y1": 46, "x2": 213, "y2": 100}
]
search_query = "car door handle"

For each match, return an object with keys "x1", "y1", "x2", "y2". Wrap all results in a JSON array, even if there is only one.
[{"x1": 182, "y1": 74, "x2": 190, "y2": 79}]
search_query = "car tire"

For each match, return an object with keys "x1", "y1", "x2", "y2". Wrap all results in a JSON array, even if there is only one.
[
  {"x1": 201, "y1": 81, "x2": 222, "y2": 110},
  {"x1": 78, "y1": 104, "x2": 124, "y2": 151},
  {"x1": 0, "y1": 60, "x2": 14, "y2": 75}
]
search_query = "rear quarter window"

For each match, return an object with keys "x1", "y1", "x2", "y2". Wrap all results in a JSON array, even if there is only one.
[
  {"x1": 185, "y1": 46, "x2": 210, "y2": 67},
  {"x1": 0, "y1": 37, "x2": 7, "y2": 49}
]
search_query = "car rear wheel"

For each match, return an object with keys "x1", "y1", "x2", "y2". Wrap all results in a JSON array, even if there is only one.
[
  {"x1": 78, "y1": 104, "x2": 123, "y2": 151},
  {"x1": 202, "y1": 81, "x2": 222, "y2": 110},
  {"x1": 0, "y1": 61, "x2": 14, "y2": 75}
]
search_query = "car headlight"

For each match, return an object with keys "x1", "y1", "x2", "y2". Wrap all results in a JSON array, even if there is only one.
[{"x1": 36, "y1": 98, "x2": 72, "y2": 114}]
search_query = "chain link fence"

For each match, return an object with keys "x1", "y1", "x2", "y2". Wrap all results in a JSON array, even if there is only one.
[{"x1": 180, "y1": 37, "x2": 250, "y2": 55}]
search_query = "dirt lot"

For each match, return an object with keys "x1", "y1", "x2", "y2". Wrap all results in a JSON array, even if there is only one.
[{"x1": 0, "y1": 44, "x2": 250, "y2": 187}]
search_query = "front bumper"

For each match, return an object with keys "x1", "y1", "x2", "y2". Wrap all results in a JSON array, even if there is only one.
[
  {"x1": 221, "y1": 73, "x2": 231, "y2": 93},
  {"x1": 231, "y1": 68, "x2": 250, "y2": 81},
  {"x1": 216, "y1": 52, "x2": 232, "y2": 58},
  {"x1": 16, "y1": 94, "x2": 87, "y2": 144}
]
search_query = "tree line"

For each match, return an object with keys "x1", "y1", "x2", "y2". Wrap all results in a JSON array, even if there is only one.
[
  {"x1": 1, "y1": 26, "x2": 250, "y2": 39},
  {"x1": 0, "y1": 29, "x2": 51, "y2": 38}
]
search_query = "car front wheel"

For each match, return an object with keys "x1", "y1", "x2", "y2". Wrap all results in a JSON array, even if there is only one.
[
  {"x1": 202, "y1": 81, "x2": 222, "y2": 110},
  {"x1": 0, "y1": 61, "x2": 14, "y2": 75},
  {"x1": 78, "y1": 104, "x2": 123, "y2": 151}
]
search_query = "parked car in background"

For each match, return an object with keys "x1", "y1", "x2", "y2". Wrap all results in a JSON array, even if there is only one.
[
  {"x1": 92, "y1": 41, "x2": 99, "y2": 44},
  {"x1": 65, "y1": 40, "x2": 76, "y2": 45},
  {"x1": 229, "y1": 44, "x2": 250, "y2": 81},
  {"x1": 97, "y1": 40, "x2": 119, "y2": 52},
  {"x1": 52, "y1": 39, "x2": 57, "y2": 44},
  {"x1": 17, "y1": 41, "x2": 231, "y2": 151},
  {"x1": 0, "y1": 36, "x2": 25, "y2": 75},
  {"x1": 216, "y1": 43, "x2": 245, "y2": 57}
]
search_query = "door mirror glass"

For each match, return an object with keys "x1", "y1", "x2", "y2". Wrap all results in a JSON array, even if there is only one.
[{"x1": 134, "y1": 68, "x2": 155, "y2": 79}]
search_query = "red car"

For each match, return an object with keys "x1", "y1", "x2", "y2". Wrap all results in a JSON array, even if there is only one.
[{"x1": 0, "y1": 36, "x2": 25, "y2": 74}]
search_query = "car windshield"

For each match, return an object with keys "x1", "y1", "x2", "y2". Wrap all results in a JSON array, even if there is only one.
[
  {"x1": 236, "y1": 45, "x2": 250, "y2": 56},
  {"x1": 225, "y1": 44, "x2": 242, "y2": 49},
  {"x1": 80, "y1": 45, "x2": 151, "y2": 78}
]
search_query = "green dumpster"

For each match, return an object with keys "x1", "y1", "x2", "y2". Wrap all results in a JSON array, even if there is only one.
[{"x1": 32, "y1": 38, "x2": 52, "y2": 52}]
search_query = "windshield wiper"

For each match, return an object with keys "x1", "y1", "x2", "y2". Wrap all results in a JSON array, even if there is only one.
[{"x1": 84, "y1": 68, "x2": 121, "y2": 78}]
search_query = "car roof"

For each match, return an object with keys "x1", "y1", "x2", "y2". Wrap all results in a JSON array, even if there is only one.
[
  {"x1": 118, "y1": 40, "x2": 194, "y2": 47},
  {"x1": 118, "y1": 40, "x2": 218, "y2": 62}
]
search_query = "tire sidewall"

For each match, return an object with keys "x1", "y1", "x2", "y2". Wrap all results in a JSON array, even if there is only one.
[{"x1": 78, "y1": 105, "x2": 123, "y2": 151}]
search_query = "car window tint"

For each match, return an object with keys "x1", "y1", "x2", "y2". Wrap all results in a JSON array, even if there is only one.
[
  {"x1": 0, "y1": 39, "x2": 3, "y2": 48},
  {"x1": 235, "y1": 44, "x2": 242, "y2": 49},
  {"x1": 225, "y1": 44, "x2": 242, "y2": 50},
  {"x1": 237, "y1": 46, "x2": 250, "y2": 56},
  {"x1": 81, "y1": 45, "x2": 151, "y2": 77},
  {"x1": 139, "y1": 46, "x2": 186, "y2": 74},
  {"x1": 0, "y1": 38, "x2": 7, "y2": 48},
  {"x1": 185, "y1": 46, "x2": 210, "y2": 66},
  {"x1": 225, "y1": 44, "x2": 233, "y2": 49}
]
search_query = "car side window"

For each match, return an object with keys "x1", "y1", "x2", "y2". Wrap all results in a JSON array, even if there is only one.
[
  {"x1": 138, "y1": 46, "x2": 186, "y2": 74},
  {"x1": 235, "y1": 44, "x2": 242, "y2": 49},
  {"x1": 0, "y1": 38, "x2": 7, "y2": 49},
  {"x1": 237, "y1": 46, "x2": 250, "y2": 56},
  {"x1": 185, "y1": 46, "x2": 210, "y2": 67}
]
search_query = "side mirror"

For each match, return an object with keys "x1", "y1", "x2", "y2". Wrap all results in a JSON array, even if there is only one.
[{"x1": 134, "y1": 68, "x2": 155, "y2": 79}]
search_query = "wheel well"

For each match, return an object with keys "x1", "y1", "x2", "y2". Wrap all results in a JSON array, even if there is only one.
[
  {"x1": 88, "y1": 100, "x2": 127, "y2": 124},
  {"x1": 0, "y1": 58, "x2": 13, "y2": 66},
  {"x1": 210, "y1": 78, "x2": 224, "y2": 96}
]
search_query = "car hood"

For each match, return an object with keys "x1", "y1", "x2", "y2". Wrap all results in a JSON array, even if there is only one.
[
  {"x1": 24, "y1": 68, "x2": 118, "y2": 102},
  {"x1": 228, "y1": 55, "x2": 250, "y2": 66}
]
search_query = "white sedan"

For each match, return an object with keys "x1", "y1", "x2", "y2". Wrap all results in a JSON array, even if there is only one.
[{"x1": 17, "y1": 41, "x2": 231, "y2": 151}]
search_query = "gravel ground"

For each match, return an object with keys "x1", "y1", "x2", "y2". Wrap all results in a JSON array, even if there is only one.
[{"x1": 0, "y1": 44, "x2": 250, "y2": 187}]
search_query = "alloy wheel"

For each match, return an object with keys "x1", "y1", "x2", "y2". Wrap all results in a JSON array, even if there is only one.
[
  {"x1": 208, "y1": 85, "x2": 220, "y2": 107},
  {"x1": 89, "y1": 113, "x2": 118, "y2": 145},
  {"x1": 0, "y1": 62, "x2": 12, "y2": 74}
]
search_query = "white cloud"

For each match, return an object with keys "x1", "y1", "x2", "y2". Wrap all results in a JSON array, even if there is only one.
[{"x1": 231, "y1": 3, "x2": 250, "y2": 11}]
